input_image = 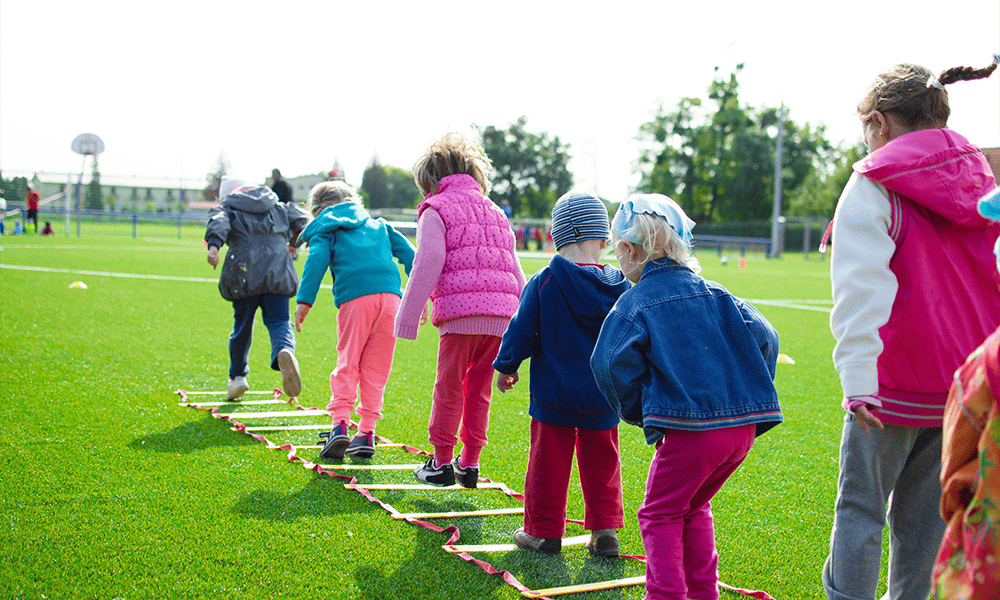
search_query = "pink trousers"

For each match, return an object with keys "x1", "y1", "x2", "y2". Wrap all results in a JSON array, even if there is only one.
[
  {"x1": 638, "y1": 424, "x2": 756, "y2": 600},
  {"x1": 523, "y1": 418, "x2": 625, "y2": 538},
  {"x1": 326, "y1": 293, "x2": 399, "y2": 434},
  {"x1": 428, "y1": 333, "x2": 501, "y2": 465}
]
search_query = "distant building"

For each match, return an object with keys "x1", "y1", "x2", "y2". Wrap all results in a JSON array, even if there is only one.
[{"x1": 22, "y1": 171, "x2": 205, "y2": 213}]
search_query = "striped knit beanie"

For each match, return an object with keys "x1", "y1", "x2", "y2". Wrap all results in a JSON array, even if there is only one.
[{"x1": 550, "y1": 191, "x2": 610, "y2": 250}]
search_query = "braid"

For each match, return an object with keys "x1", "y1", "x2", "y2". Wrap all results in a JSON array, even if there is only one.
[{"x1": 938, "y1": 61, "x2": 999, "y2": 85}]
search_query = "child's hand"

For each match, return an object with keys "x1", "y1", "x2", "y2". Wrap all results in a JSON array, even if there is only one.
[
  {"x1": 294, "y1": 303, "x2": 310, "y2": 332},
  {"x1": 288, "y1": 244, "x2": 298, "y2": 259},
  {"x1": 853, "y1": 405, "x2": 885, "y2": 433},
  {"x1": 419, "y1": 301, "x2": 430, "y2": 325},
  {"x1": 207, "y1": 247, "x2": 219, "y2": 269},
  {"x1": 496, "y1": 370, "x2": 519, "y2": 393}
]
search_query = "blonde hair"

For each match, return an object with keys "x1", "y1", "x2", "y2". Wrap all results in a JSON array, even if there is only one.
[
  {"x1": 858, "y1": 59, "x2": 999, "y2": 129},
  {"x1": 307, "y1": 181, "x2": 358, "y2": 217},
  {"x1": 611, "y1": 211, "x2": 701, "y2": 274},
  {"x1": 412, "y1": 133, "x2": 493, "y2": 197}
]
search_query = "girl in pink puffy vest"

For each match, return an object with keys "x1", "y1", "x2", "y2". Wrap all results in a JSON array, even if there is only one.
[{"x1": 395, "y1": 133, "x2": 526, "y2": 488}]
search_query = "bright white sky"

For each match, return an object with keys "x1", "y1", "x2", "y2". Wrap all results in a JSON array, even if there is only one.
[{"x1": 1, "y1": 1, "x2": 998, "y2": 200}]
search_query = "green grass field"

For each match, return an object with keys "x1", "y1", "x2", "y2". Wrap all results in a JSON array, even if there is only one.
[{"x1": 0, "y1": 230, "x2": 856, "y2": 600}]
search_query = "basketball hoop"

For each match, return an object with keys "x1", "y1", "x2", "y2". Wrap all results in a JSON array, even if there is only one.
[{"x1": 71, "y1": 133, "x2": 105, "y2": 156}]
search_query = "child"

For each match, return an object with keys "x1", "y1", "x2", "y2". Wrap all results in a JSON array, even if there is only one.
[
  {"x1": 591, "y1": 193, "x2": 782, "y2": 600},
  {"x1": 824, "y1": 57, "x2": 1000, "y2": 600},
  {"x1": 931, "y1": 190, "x2": 1000, "y2": 600},
  {"x1": 395, "y1": 133, "x2": 526, "y2": 488},
  {"x1": 294, "y1": 181, "x2": 415, "y2": 459},
  {"x1": 205, "y1": 177, "x2": 308, "y2": 401},
  {"x1": 40, "y1": 221, "x2": 54, "y2": 236},
  {"x1": 493, "y1": 191, "x2": 631, "y2": 557}
]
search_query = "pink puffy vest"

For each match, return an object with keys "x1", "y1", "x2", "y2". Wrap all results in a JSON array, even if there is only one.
[{"x1": 418, "y1": 174, "x2": 521, "y2": 325}]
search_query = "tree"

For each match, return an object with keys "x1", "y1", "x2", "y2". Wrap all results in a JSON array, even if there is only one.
[
  {"x1": 636, "y1": 66, "x2": 838, "y2": 223},
  {"x1": 478, "y1": 116, "x2": 574, "y2": 218},
  {"x1": 203, "y1": 153, "x2": 230, "y2": 203},
  {"x1": 385, "y1": 166, "x2": 421, "y2": 209},
  {"x1": 360, "y1": 156, "x2": 390, "y2": 209},
  {"x1": 0, "y1": 173, "x2": 28, "y2": 209},
  {"x1": 787, "y1": 143, "x2": 865, "y2": 218},
  {"x1": 84, "y1": 159, "x2": 103, "y2": 211}
]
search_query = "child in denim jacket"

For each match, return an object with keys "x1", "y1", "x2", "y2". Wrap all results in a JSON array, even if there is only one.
[{"x1": 591, "y1": 193, "x2": 782, "y2": 600}]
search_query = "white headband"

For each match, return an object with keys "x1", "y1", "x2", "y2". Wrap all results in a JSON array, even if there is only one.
[
  {"x1": 612, "y1": 193, "x2": 696, "y2": 247},
  {"x1": 926, "y1": 75, "x2": 945, "y2": 90}
]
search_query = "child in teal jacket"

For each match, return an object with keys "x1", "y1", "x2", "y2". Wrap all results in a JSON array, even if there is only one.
[{"x1": 294, "y1": 181, "x2": 415, "y2": 458}]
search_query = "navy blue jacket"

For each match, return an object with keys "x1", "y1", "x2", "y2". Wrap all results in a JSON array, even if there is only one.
[
  {"x1": 494, "y1": 254, "x2": 631, "y2": 430},
  {"x1": 591, "y1": 258, "x2": 782, "y2": 444}
]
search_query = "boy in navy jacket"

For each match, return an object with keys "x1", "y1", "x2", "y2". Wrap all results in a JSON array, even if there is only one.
[{"x1": 494, "y1": 192, "x2": 630, "y2": 557}]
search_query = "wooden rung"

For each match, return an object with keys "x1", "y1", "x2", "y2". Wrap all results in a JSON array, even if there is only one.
[
  {"x1": 234, "y1": 424, "x2": 331, "y2": 432},
  {"x1": 257, "y1": 442, "x2": 410, "y2": 449},
  {"x1": 344, "y1": 482, "x2": 506, "y2": 491},
  {"x1": 522, "y1": 576, "x2": 646, "y2": 597},
  {"x1": 180, "y1": 390, "x2": 275, "y2": 396},
  {"x1": 396, "y1": 507, "x2": 524, "y2": 520},
  {"x1": 225, "y1": 409, "x2": 328, "y2": 419},
  {"x1": 179, "y1": 399, "x2": 285, "y2": 407},
  {"x1": 444, "y1": 534, "x2": 588, "y2": 553},
  {"x1": 310, "y1": 463, "x2": 422, "y2": 471}
]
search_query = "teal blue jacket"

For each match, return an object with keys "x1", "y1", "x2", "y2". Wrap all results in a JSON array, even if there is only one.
[{"x1": 296, "y1": 202, "x2": 415, "y2": 308}]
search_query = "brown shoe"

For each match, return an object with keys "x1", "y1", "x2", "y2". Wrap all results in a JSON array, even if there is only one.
[
  {"x1": 513, "y1": 528, "x2": 561, "y2": 556},
  {"x1": 277, "y1": 349, "x2": 301, "y2": 397},
  {"x1": 586, "y1": 529, "x2": 620, "y2": 557}
]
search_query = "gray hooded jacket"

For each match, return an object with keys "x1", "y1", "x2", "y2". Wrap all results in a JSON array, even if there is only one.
[{"x1": 205, "y1": 186, "x2": 308, "y2": 301}]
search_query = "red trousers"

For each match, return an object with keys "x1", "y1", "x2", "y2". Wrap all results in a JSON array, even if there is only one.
[
  {"x1": 523, "y1": 418, "x2": 625, "y2": 538},
  {"x1": 428, "y1": 334, "x2": 501, "y2": 464}
]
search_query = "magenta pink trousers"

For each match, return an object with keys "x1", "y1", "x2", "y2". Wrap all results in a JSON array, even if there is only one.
[
  {"x1": 429, "y1": 333, "x2": 501, "y2": 466},
  {"x1": 326, "y1": 293, "x2": 399, "y2": 434},
  {"x1": 639, "y1": 424, "x2": 756, "y2": 600},
  {"x1": 523, "y1": 418, "x2": 625, "y2": 538}
]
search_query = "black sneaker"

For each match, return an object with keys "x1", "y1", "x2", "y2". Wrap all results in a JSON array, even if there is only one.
[
  {"x1": 513, "y1": 527, "x2": 561, "y2": 556},
  {"x1": 319, "y1": 422, "x2": 350, "y2": 459},
  {"x1": 413, "y1": 457, "x2": 455, "y2": 487},
  {"x1": 345, "y1": 432, "x2": 376, "y2": 458},
  {"x1": 452, "y1": 457, "x2": 479, "y2": 489}
]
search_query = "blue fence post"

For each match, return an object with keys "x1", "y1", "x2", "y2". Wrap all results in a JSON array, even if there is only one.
[{"x1": 132, "y1": 213, "x2": 137, "y2": 239}]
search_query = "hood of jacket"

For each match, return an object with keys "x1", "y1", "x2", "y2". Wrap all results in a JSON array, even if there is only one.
[
  {"x1": 854, "y1": 128, "x2": 996, "y2": 231},
  {"x1": 300, "y1": 202, "x2": 370, "y2": 242},
  {"x1": 548, "y1": 254, "x2": 630, "y2": 328},
  {"x1": 222, "y1": 186, "x2": 279, "y2": 215}
]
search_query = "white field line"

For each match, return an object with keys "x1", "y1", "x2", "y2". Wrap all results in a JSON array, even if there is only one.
[
  {"x1": 747, "y1": 299, "x2": 832, "y2": 313},
  {"x1": 3, "y1": 263, "x2": 833, "y2": 313}
]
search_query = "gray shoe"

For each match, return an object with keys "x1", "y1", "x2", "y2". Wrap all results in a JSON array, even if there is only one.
[
  {"x1": 227, "y1": 376, "x2": 249, "y2": 401},
  {"x1": 585, "y1": 529, "x2": 620, "y2": 557},
  {"x1": 513, "y1": 528, "x2": 561, "y2": 556},
  {"x1": 277, "y1": 349, "x2": 301, "y2": 397}
]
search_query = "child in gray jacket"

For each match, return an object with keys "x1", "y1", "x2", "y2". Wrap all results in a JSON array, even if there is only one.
[{"x1": 205, "y1": 177, "x2": 309, "y2": 400}]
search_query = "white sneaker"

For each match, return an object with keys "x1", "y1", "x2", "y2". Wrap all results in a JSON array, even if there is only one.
[
  {"x1": 277, "y1": 349, "x2": 301, "y2": 397},
  {"x1": 227, "y1": 376, "x2": 249, "y2": 401}
]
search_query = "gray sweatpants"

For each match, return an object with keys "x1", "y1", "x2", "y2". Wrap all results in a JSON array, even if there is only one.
[{"x1": 822, "y1": 414, "x2": 945, "y2": 600}]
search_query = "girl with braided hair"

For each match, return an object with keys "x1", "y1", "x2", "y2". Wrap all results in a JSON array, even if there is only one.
[{"x1": 824, "y1": 55, "x2": 1000, "y2": 600}]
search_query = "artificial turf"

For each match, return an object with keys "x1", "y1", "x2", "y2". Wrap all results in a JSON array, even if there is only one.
[{"x1": 1, "y1": 228, "x2": 875, "y2": 599}]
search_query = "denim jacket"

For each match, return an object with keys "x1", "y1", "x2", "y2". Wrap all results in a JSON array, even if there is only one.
[{"x1": 591, "y1": 258, "x2": 782, "y2": 444}]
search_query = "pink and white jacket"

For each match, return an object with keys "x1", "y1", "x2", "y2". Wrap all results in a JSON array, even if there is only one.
[
  {"x1": 394, "y1": 174, "x2": 525, "y2": 340},
  {"x1": 830, "y1": 128, "x2": 1000, "y2": 427}
]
